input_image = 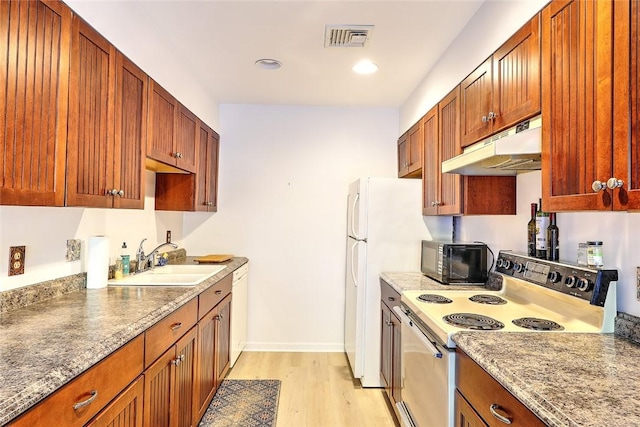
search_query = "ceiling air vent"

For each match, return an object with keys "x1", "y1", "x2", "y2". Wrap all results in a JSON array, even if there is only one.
[{"x1": 324, "y1": 25, "x2": 374, "y2": 48}]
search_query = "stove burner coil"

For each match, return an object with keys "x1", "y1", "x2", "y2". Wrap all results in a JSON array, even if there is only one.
[
  {"x1": 468, "y1": 294, "x2": 507, "y2": 305},
  {"x1": 512, "y1": 317, "x2": 565, "y2": 331},
  {"x1": 418, "y1": 294, "x2": 453, "y2": 304},
  {"x1": 442, "y1": 313, "x2": 505, "y2": 330}
]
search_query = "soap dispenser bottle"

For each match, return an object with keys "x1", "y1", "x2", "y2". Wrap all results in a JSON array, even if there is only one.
[{"x1": 121, "y1": 242, "x2": 130, "y2": 275}]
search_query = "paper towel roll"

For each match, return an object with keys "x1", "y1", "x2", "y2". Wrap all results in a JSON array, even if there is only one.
[{"x1": 86, "y1": 236, "x2": 110, "y2": 289}]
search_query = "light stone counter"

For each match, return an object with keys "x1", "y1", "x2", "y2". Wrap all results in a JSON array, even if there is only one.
[
  {"x1": 453, "y1": 330, "x2": 640, "y2": 427},
  {"x1": 0, "y1": 257, "x2": 248, "y2": 425},
  {"x1": 380, "y1": 271, "x2": 490, "y2": 293}
]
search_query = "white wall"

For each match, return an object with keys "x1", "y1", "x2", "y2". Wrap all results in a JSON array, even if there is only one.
[
  {"x1": 401, "y1": 0, "x2": 640, "y2": 316},
  {"x1": 182, "y1": 104, "x2": 402, "y2": 351},
  {"x1": 0, "y1": 172, "x2": 183, "y2": 290}
]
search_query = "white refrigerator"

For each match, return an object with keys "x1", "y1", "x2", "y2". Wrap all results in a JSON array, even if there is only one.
[{"x1": 344, "y1": 177, "x2": 433, "y2": 387}]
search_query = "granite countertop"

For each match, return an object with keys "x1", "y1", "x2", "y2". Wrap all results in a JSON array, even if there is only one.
[
  {"x1": 380, "y1": 271, "x2": 488, "y2": 293},
  {"x1": 0, "y1": 257, "x2": 248, "y2": 425},
  {"x1": 453, "y1": 331, "x2": 640, "y2": 427}
]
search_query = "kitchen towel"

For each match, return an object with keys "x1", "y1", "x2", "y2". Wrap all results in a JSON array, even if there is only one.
[{"x1": 86, "y1": 236, "x2": 110, "y2": 289}]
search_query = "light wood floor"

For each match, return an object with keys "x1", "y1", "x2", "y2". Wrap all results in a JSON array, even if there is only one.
[{"x1": 227, "y1": 352, "x2": 399, "y2": 427}]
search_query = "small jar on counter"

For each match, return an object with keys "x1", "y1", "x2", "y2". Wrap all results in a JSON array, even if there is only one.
[{"x1": 586, "y1": 241, "x2": 603, "y2": 268}]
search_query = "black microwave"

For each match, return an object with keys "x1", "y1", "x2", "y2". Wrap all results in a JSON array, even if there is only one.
[{"x1": 421, "y1": 240, "x2": 488, "y2": 285}]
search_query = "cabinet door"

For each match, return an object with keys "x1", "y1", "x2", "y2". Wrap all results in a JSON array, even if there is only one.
[
  {"x1": 144, "y1": 347, "x2": 174, "y2": 427},
  {"x1": 397, "y1": 133, "x2": 408, "y2": 177},
  {"x1": 492, "y1": 14, "x2": 541, "y2": 133},
  {"x1": 438, "y1": 86, "x2": 463, "y2": 215},
  {"x1": 390, "y1": 311, "x2": 402, "y2": 405},
  {"x1": 422, "y1": 106, "x2": 440, "y2": 215},
  {"x1": 461, "y1": 57, "x2": 493, "y2": 148},
  {"x1": 542, "y1": 0, "x2": 614, "y2": 211},
  {"x1": 407, "y1": 122, "x2": 422, "y2": 177},
  {"x1": 148, "y1": 80, "x2": 178, "y2": 166},
  {"x1": 173, "y1": 327, "x2": 197, "y2": 427},
  {"x1": 66, "y1": 16, "x2": 116, "y2": 207},
  {"x1": 455, "y1": 391, "x2": 487, "y2": 427},
  {"x1": 380, "y1": 303, "x2": 392, "y2": 390},
  {"x1": 0, "y1": 0, "x2": 70, "y2": 206},
  {"x1": 215, "y1": 293, "x2": 232, "y2": 390},
  {"x1": 87, "y1": 376, "x2": 144, "y2": 427},
  {"x1": 614, "y1": 0, "x2": 640, "y2": 209},
  {"x1": 175, "y1": 105, "x2": 197, "y2": 173},
  {"x1": 195, "y1": 308, "x2": 217, "y2": 421},
  {"x1": 195, "y1": 122, "x2": 219, "y2": 212},
  {"x1": 113, "y1": 52, "x2": 147, "y2": 209}
]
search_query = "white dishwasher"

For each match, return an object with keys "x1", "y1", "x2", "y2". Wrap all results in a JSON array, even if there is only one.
[{"x1": 230, "y1": 263, "x2": 249, "y2": 367}]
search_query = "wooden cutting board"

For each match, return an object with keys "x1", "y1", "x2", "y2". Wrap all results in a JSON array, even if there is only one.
[{"x1": 194, "y1": 254, "x2": 234, "y2": 263}]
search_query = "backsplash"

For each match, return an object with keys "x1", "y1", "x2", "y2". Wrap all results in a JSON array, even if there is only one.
[
  {"x1": 0, "y1": 273, "x2": 86, "y2": 314},
  {"x1": 615, "y1": 312, "x2": 640, "y2": 344}
]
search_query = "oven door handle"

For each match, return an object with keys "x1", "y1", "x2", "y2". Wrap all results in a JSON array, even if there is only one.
[{"x1": 393, "y1": 306, "x2": 443, "y2": 358}]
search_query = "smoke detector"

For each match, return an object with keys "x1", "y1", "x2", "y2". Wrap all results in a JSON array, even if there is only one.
[{"x1": 324, "y1": 25, "x2": 374, "y2": 48}]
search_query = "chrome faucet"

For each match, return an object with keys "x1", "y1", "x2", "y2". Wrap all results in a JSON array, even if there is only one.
[{"x1": 136, "y1": 238, "x2": 178, "y2": 273}]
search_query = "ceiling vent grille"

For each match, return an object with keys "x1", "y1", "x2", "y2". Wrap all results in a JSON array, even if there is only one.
[{"x1": 324, "y1": 25, "x2": 374, "y2": 48}]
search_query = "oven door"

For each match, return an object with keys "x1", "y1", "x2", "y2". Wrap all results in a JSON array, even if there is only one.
[{"x1": 394, "y1": 306, "x2": 454, "y2": 427}]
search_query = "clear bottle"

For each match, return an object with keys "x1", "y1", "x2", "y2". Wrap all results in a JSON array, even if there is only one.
[
  {"x1": 527, "y1": 202, "x2": 537, "y2": 257},
  {"x1": 121, "y1": 242, "x2": 130, "y2": 275},
  {"x1": 535, "y1": 198, "x2": 549, "y2": 259},
  {"x1": 546, "y1": 212, "x2": 559, "y2": 261}
]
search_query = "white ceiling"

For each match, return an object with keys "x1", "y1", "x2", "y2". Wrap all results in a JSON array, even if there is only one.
[{"x1": 66, "y1": 1, "x2": 485, "y2": 108}]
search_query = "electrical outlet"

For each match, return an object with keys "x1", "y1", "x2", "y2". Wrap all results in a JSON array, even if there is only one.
[
  {"x1": 9, "y1": 246, "x2": 25, "y2": 276},
  {"x1": 166, "y1": 230, "x2": 172, "y2": 244},
  {"x1": 66, "y1": 239, "x2": 81, "y2": 262}
]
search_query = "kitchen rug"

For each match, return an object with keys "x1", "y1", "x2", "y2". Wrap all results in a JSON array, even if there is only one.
[{"x1": 199, "y1": 379, "x2": 281, "y2": 427}]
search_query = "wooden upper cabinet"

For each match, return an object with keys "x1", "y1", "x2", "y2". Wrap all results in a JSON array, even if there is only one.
[
  {"x1": 423, "y1": 86, "x2": 515, "y2": 216},
  {"x1": 112, "y1": 53, "x2": 147, "y2": 209},
  {"x1": 541, "y1": 0, "x2": 614, "y2": 211},
  {"x1": 66, "y1": 16, "x2": 116, "y2": 208},
  {"x1": 461, "y1": 14, "x2": 541, "y2": 148},
  {"x1": 422, "y1": 105, "x2": 441, "y2": 215},
  {"x1": 613, "y1": 0, "x2": 640, "y2": 210},
  {"x1": 0, "y1": 0, "x2": 71, "y2": 206},
  {"x1": 195, "y1": 122, "x2": 219, "y2": 212},
  {"x1": 147, "y1": 80, "x2": 197, "y2": 173},
  {"x1": 398, "y1": 121, "x2": 422, "y2": 178}
]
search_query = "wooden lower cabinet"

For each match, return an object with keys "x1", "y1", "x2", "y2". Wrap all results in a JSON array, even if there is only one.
[
  {"x1": 87, "y1": 376, "x2": 144, "y2": 427},
  {"x1": 380, "y1": 280, "x2": 401, "y2": 420},
  {"x1": 215, "y1": 294, "x2": 232, "y2": 390},
  {"x1": 455, "y1": 349, "x2": 545, "y2": 427},
  {"x1": 144, "y1": 326, "x2": 197, "y2": 427}
]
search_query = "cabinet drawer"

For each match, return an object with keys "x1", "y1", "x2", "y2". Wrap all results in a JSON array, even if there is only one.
[
  {"x1": 10, "y1": 335, "x2": 144, "y2": 427},
  {"x1": 380, "y1": 279, "x2": 400, "y2": 310},
  {"x1": 145, "y1": 298, "x2": 197, "y2": 367},
  {"x1": 199, "y1": 274, "x2": 232, "y2": 319},
  {"x1": 456, "y1": 349, "x2": 545, "y2": 427}
]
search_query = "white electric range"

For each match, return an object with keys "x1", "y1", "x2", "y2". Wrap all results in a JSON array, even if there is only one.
[{"x1": 394, "y1": 251, "x2": 618, "y2": 427}]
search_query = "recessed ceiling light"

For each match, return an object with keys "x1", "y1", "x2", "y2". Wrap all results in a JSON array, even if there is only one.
[
  {"x1": 255, "y1": 58, "x2": 282, "y2": 70},
  {"x1": 352, "y1": 60, "x2": 378, "y2": 75}
]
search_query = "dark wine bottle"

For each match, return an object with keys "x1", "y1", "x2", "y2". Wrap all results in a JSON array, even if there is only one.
[
  {"x1": 527, "y1": 203, "x2": 537, "y2": 256},
  {"x1": 535, "y1": 198, "x2": 549, "y2": 259},
  {"x1": 547, "y1": 212, "x2": 559, "y2": 261}
]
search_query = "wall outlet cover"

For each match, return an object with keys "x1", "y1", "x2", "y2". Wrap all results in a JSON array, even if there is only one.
[
  {"x1": 9, "y1": 246, "x2": 26, "y2": 276},
  {"x1": 66, "y1": 239, "x2": 81, "y2": 262}
]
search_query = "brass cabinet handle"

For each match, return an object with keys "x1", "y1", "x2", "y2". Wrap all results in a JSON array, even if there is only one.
[
  {"x1": 170, "y1": 322, "x2": 182, "y2": 331},
  {"x1": 73, "y1": 390, "x2": 98, "y2": 410},
  {"x1": 489, "y1": 404, "x2": 513, "y2": 424}
]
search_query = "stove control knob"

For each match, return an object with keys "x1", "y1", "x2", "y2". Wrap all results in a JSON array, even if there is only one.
[
  {"x1": 502, "y1": 260, "x2": 512, "y2": 270},
  {"x1": 513, "y1": 262, "x2": 525, "y2": 273},
  {"x1": 577, "y1": 278, "x2": 593, "y2": 292},
  {"x1": 565, "y1": 275, "x2": 578, "y2": 288},
  {"x1": 496, "y1": 259, "x2": 505, "y2": 268},
  {"x1": 548, "y1": 271, "x2": 562, "y2": 283}
]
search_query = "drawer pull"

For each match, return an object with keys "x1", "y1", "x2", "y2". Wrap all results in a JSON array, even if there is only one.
[
  {"x1": 73, "y1": 390, "x2": 98, "y2": 410},
  {"x1": 170, "y1": 322, "x2": 183, "y2": 331},
  {"x1": 490, "y1": 404, "x2": 513, "y2": 424},
  {"x1": 388, "y1": 296, "x2": 395, "y2": 301},
  {"x1": 215, "y1": 290, "x2": 222, "y2": 295}
]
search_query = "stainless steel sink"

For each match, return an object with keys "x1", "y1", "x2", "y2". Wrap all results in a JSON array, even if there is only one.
[{"x1": 108, "y1": 264, "x2": 227, "y2": 286}]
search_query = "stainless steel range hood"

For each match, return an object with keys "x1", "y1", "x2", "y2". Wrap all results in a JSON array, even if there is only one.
[{"x1": 442, "y1": 115, "x2": 541, "y2": 176}]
